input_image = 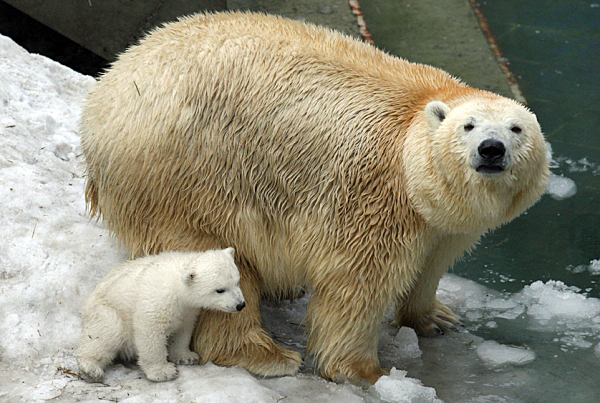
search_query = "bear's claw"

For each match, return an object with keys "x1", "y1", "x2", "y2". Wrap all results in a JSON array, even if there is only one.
[
  {"x1": 396, "y1": 300, "x2": 462, "y2": 337},
  {"x1": 169, "y1": 350, "x2": 200, "y2": 365}
]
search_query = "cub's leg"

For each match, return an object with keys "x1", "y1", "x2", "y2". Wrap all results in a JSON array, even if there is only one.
[
  {"x1": 77, "y1": 304, "x2": 125, "y2": 381},
  {"x1": 134, "y1": 310, "x2": 178, "y2": 382},
  {"x1": 192, "y1": 261, "x2": 302, "y2": 376},
  {"x1": 168, "y1": 313, "x2": 200, "y2": 365}
]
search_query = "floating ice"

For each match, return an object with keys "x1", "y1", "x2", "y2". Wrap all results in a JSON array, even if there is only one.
[
  {"x1": 589, "y1": 260, "x2": 600, "y2": 275},
  {"x1": 476, "y1": 340, "x2": 535, "y2": 368},
  {"x1": 553, "y1": 154, "x2": 600, "y2": 175},
  {"x1": 439, "y1": 276, "x2": 600, "y2": 351},
  {"x1": 545, "y1": 174, "x2": 577, "y2": 200},
  {"x1": 517, "y1": 280, "x2": 600, "y2": 324}
]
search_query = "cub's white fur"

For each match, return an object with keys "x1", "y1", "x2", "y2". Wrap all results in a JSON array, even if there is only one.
[{"x1": 77, "y1": 248, "x2": 244, "y2": 382}]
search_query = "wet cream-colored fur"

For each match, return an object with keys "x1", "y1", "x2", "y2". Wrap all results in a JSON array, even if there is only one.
[{"x1": 80, "y1": 12, "x2": 549, "y2": 386}]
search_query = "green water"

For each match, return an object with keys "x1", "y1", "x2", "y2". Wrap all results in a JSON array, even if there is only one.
[
  {"x1": 364, "y1": 0, "x2": 600, "y2": 297},
  {"x1": 462, "y1": 0, "x2": 600, "y2": 297}
]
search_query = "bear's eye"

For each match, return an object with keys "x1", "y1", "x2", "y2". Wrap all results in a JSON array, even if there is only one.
[
  {"x1": 216, "y1": 288, "x2": 226, "y2": 294},
  {"x1": 511, "y1": 125, "x2": 522, "y2": 134},
  {"x1": 464, "y1": 123, "x2": 475, "y2": 132}
]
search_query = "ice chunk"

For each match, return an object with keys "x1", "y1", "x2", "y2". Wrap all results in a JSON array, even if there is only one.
[
  {"x1": 595, "y1": 343, "x2": 600, "y2": 358},
  {"x1": 476, "y1": 341, "x2": 535, "y2": 368},
  {"x1": 518, "y1": 280, "x2": 600, "y2": 323},
  {"x1": 32, "y1": 379, "x2": 69, "y2": 401},
  {"x1": 545, "y1": 141, "x2": 555, "y2": 167},
  {"x1": 375, "y1": 368, "x2": 443, "y2": 403},
  {"x1": 394, "y1": 327, "x2": 422, "y2": 360},
  {"x1": 589, "y1": 260, "x2": 600, "y2": 275},
  {"x1": 545, "y1": 174, "x2": 576, "y2": 200}
]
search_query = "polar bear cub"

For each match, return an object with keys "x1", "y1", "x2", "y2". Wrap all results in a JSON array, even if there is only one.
[{"x1": 77, "y1": 248, "x2": 245, "y2": 382}]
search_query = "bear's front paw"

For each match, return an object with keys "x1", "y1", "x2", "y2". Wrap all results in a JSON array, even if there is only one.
[
  {"x1": 77, "y1": 357, "x2": 105, "y2": 381},
  {"x1": 169, "y1": 350, "x2": 200, "y2": 365},
  {"x1": 395, "y1": 300, "x2": 462, "y2": 337},
  {"x1": 143, "y1": 362, "x2": 179, "y2": 382}
]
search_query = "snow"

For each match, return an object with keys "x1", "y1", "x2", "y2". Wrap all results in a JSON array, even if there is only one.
[{"x1": 1, "y1": 33, "x2": 599, "y2": 403}]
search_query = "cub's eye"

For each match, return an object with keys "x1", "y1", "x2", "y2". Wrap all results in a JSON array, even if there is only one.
[
  {"x1": 464, "y1": 123, "x2": 474, "y2": 132},
  {"x1": 216, "y1": 288, "x2": 225, "y2": 294},
  {"x1": 511, "y1": 125, "x2": 522, "y2": 134}
]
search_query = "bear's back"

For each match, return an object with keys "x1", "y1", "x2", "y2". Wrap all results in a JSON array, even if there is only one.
[{"x1": 79, "y1": 12, "x2": 473, "y2": 257}]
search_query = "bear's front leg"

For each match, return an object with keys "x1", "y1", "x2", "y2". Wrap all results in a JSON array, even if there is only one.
[
  {"x1": 192, "y1": 263, "x2": 302, "y2": 376},
  {"x1": 133, "y1": 311, "x2": 178, "y2": 382},
  {"x1": 306, "y1": 281, "x2": 391, "y2": 388},
  {"x1": 393, "y1": 235, "x2": 473, "y2": 335},
  {"x1": 394, "y1": 294, "x2": 461, "y2": 336},
  {"x1": 168, "y1": 312, "x2": 200, "y2": 365}
]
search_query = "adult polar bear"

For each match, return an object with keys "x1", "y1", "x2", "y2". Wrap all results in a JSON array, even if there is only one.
[{"x1": 80, "y1": 12, "x2": 549, "y2": 386}]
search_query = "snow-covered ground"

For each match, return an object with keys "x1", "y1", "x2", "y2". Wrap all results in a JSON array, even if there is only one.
[{"x1": 1, "y1": 34, "x2": 598, "y2": 402}]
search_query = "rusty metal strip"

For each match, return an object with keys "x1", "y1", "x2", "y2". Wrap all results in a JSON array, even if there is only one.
[
  {"x1": 348, "y1": 0, "x2": 375, "y2": 46},
  {"x1": 468, "y1": 0, "x2": 527, "y2": 104}
]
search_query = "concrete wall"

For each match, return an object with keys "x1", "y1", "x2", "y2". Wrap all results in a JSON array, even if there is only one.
[{"x1": 4, "y1": 0, "x2": 227, "y2": 60}]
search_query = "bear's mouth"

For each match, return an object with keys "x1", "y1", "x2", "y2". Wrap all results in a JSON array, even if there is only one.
[{"x1": 475, "y1": 164, "x2": 505, "y2": 174}]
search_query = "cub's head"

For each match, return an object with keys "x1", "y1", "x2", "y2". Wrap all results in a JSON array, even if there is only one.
[
  {"x1": 182, "y1": 248, "x2": 245, "y2": 313},
  {"x1": 404, "y1": 95, "x2": 550, "y2": 233}
]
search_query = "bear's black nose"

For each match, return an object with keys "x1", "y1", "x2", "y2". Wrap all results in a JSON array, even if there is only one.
[
  {"x1": 236, "y1": 302, "x2": 246, "y2": 311},
  {"x1": 478, "y1": 139, "x2": 506, "y2": 161}
]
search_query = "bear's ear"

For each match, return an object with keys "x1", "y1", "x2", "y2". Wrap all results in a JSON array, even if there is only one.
[
  {"x1": 224, "y1": 247, "x2": 235, "y2": 258},
  {"x1": 424, "y1": 101, "x2": 451, "y2": 131},
  {"x1": 183, "y1": 269, "x2": 196, "y2": 286}
]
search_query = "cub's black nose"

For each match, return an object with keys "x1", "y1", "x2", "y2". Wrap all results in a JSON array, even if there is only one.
[
  {"x1": 478, "y1": 139, "x2": 506, "y2": 161},
  {"x1": 236, "y1": 302, "x2": 246, "y2": 311}
]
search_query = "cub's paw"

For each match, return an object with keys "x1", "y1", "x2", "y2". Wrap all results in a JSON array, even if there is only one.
[
  {"x1": 169, "y1": 350, "x2": 200, "y2": 365},
  {"x1": 143, "y1": 362, "x2": 179, "y2": 382},
  {"x1": 77, "y1": 357, "x2": 104, "y2": 381},
  {"x1": 406, "y1": 300, "x2": 462, "y2": 337}
]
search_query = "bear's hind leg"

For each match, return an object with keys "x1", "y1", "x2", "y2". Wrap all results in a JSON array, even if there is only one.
[
  {"x1": 77, "y1": 305, "x2": 125, "y2": 381},
  {"x1": 306, "y1": 278, "x2": 390, "y2": 388},
  {"x1": 134, "y1": 310, "x2": 179, "y2": 382},
  {"x1": 192, "y1": 263, "x2": 302, "y2": 376}
]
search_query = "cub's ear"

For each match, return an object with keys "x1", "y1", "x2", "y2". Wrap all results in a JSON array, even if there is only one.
[
  {"x1": 424, "y1": 101, "x2": 450, "y2": 131},
  {"x1": 224, "y1": 247, "x2": 235, "y2": 258},
  {"x1": 183, "y1": 269, "x2": 196, "y2": 286}
]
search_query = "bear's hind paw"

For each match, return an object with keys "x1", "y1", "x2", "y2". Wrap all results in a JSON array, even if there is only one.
[{"x1": 77, "y1": 357, "x2": 105, "y2": 382}]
